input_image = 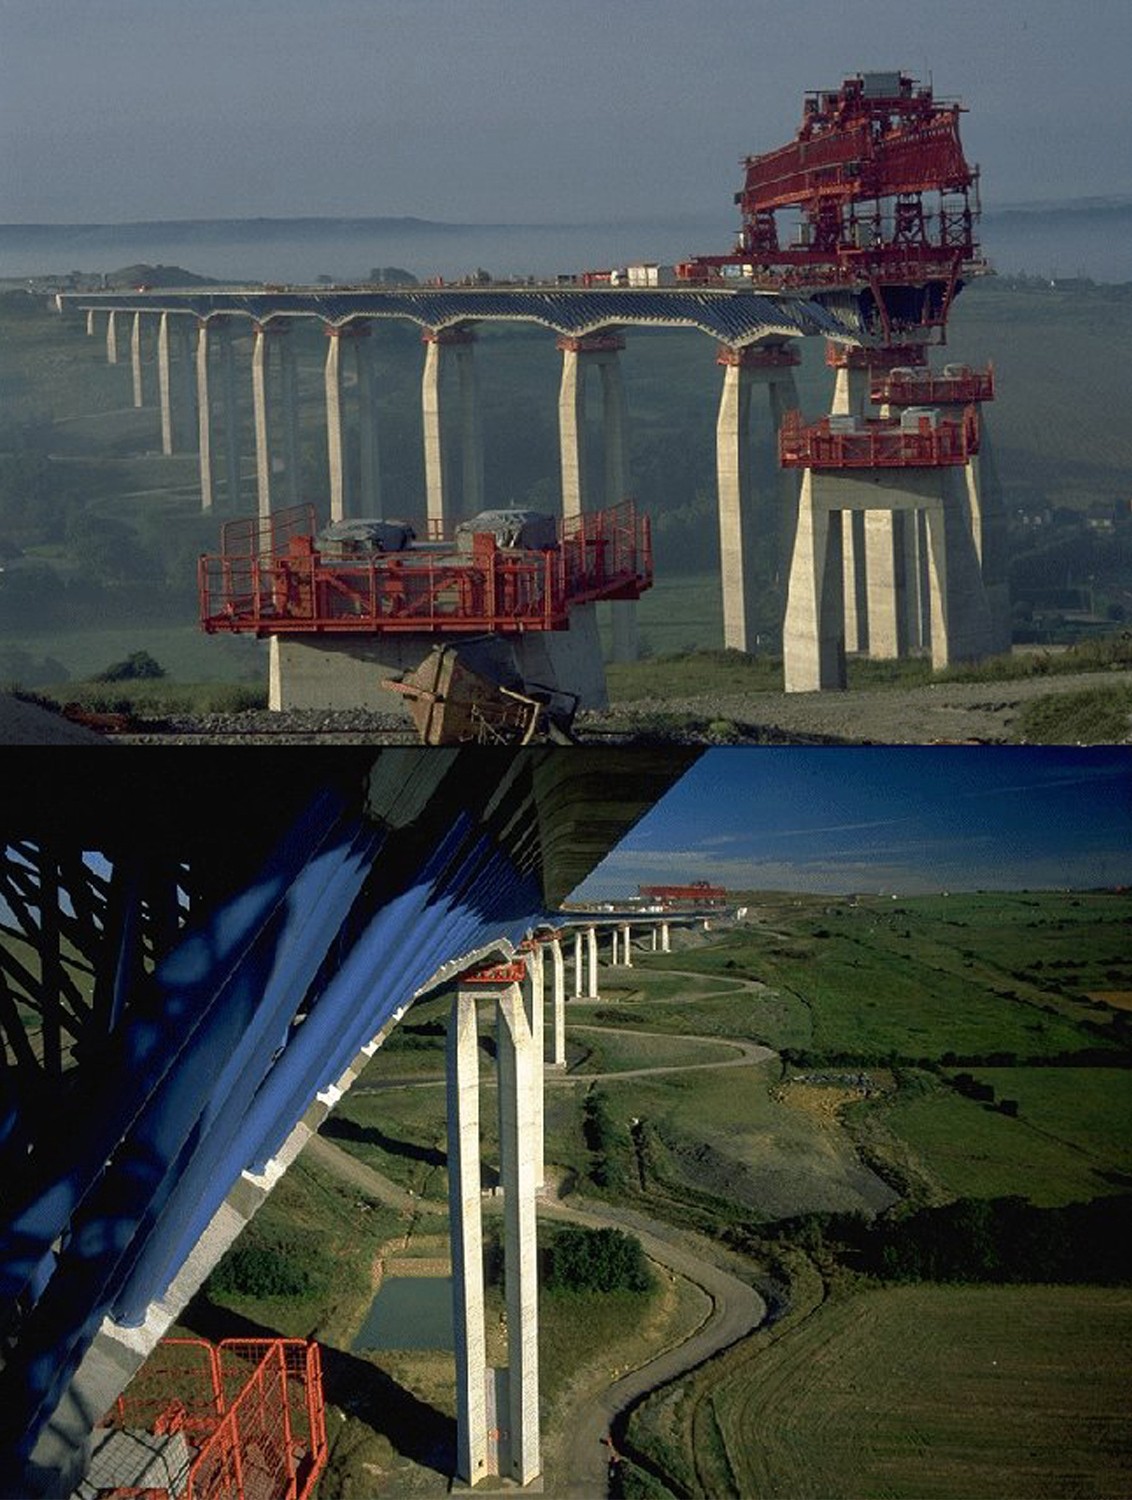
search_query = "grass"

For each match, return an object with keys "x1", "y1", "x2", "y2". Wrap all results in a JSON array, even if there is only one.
[
  {"x1": 1015, "y1": 683, "x2": 1132, "y2": 743},
  {"x1": 0, "y1": 622, "x2": 265, "y2": 686},
  {"x1": 708, "y1": 1283, "x2": 1132, "y2": 1499},
  {"x1": 873, "y1": 1076, "x2": 1128, "y2": 1206}
]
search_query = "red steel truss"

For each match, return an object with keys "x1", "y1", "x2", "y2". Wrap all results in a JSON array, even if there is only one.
[
  {"x1": 677, "y1": 72, "x2": 985, "y2": 339},
  {"x1": 779, "y1": 405, "x2": 980, "y2": 469},
  {"x1": 460, "y1": 959, "x2": 528, "y2": 985},
  {"x1": 101, "y1": 1337, "x2": 327, "y2": 1500},
  {"x1": 199, "y1": 501, "x2": 652, "y2": 637}
]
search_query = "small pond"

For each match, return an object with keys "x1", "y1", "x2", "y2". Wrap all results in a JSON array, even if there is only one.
[{"x1": 352, "y1": 1276, "x2": 454, "y2": 1352}]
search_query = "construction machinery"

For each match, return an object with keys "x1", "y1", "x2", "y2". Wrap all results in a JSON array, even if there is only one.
[{"x1": 678, "y1": 71, "x2": 986, "y2": 341}]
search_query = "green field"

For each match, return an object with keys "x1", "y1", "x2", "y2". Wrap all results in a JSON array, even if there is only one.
[{"x1": 704, "y1": 1283, "x2": 1132, "y2": 1500}]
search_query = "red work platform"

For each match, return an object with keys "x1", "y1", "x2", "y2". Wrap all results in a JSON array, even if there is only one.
[
  {"x1": 779, "y1": 405, "x2": 980, "y2": 469},
  {"x1": 97, "y1": 1337, "x2": 327, "y2": 1500},
  {"x1": 199, "y1": 501, "x2": 652, "y2": 637},
  {"x1": 871, "y1": 362, "x2": 994, "y2": 407}
]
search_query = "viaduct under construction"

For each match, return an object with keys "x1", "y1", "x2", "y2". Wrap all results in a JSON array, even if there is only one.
[{"x1": 60, "y1": 71, "x2": 1008, "y2": 713}]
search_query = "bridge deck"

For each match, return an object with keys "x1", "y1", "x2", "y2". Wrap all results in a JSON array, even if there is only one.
[{"x1": 63, "y1": 283, "x2": 864, "y2": 344}]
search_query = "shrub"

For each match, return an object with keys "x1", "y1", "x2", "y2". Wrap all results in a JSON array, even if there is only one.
[
  {"x1": 207, "y1": 1243, "x2": 318, "y2": 1299},
  {"x1": 545, "y1": 1226, "x2": 653, "y2": 1294},
  {"x1": 93, "y1": 650, "x2": 165, "y2": 683}
]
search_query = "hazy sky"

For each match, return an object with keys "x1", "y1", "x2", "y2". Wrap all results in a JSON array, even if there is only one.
[
  {"x1": 574, "y1": 748, "x2": 1132, "y2": 899},
  {"x1": 2, "y1": 0, "x2": 1130, "y2": 225}
]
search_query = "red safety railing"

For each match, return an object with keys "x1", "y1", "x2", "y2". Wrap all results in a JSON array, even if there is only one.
[
  {"x1": 102, "y1": 1337, "x2": 327, "y2": 1500},
  {"x1": 871, "y1": 364, "x2": 994, "y2": 406},
  {"x1": 199, "y1": 501, "x2": 652, "y2": 636},
  {"x1": 778, "y1": 405, "x2": 980, "y2": 469}
]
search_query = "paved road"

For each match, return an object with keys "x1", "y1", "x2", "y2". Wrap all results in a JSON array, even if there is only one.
[{"x1": 538, "y1": 1195, "x2": 765, "y2": 1497}]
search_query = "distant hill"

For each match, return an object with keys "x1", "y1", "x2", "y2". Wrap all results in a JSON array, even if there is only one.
[{"x1": 105, "y1": 263, "x2": 220, "y2": 288}]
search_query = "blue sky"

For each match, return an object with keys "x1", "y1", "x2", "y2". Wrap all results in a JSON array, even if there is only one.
[
  {"x1": 2, "y1": 0, "x2": 1130, "y2": 224},
  {"x1": 574, "y1": 748, "x2": 1132, "y2": 899}
]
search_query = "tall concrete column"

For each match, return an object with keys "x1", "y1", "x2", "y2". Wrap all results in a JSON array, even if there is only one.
[
  {"x1": 252, "y1": 323, "x2": 273, "y2": 520},
  {"x1": 448, "y1": 988, "x2": 489, "y2": 1486},
  {"x1": 715, "y1": 344, "x2": 801, "y2": 653},
  {"x1": 573, "y1": 930, "x2": 583, "y2": 998},
  {"x1": 610, "y1": 927, "x2": 619, "y2": 966},
  {"x1": 175, "y1": 319, "x2": 196, "y2": 454},
  {"x1": 586, "y1": 926, "x2": 598, "y2": 999},
  {"x1": 130, "y1": 312, "x2": 145, "y2": 409},
  {"x1": 220, "y1": 323, "x2": 241, "y2": 511},
  {"x1": 522, "y1": 947, "x2": 545, "y2": 1193},
  {"x1": 280, "y1": 329, "x2": 300, "y2": 508},
  {"x1": 421, "y1": 326, "x2": 481, "y2": 533},
  {"x1": 105, "y1": 309, "x2": 119, "y2": 365},
  {"x1": 357, "y1": 334, "x2": 382, "y2": 516},
  {"x1": 661, "y1": 921, "x2": 670, "y2": 953},
  {"x1": 157, "y1": 313, "x2": 174, "y2": 456},
  {"x1": 557, "y1": 345, "x2": 588, "y2": 524},
  {"x1": 557, "y1": 332, "x2": 629, "y2": 522},
  {"x1": 325, "y1": 327, "x2": 350, "y2": 522},
  {"x1": 651, "y1": 927, "x2": 658, "y2": 952},
  {"x1": 496, "y1": 981, "x2": 541, "y2": 1486},
  {"x1": 782, "y1": 474, "x2": 847, "y2": 692},
  {"x1": 196, "y1": 321, "x2": 215, "y2": 513},
  {"x1": 86, "y1": 308, "x2": 96, "y2": 338},
  {"x1": 621, "y1": 923, "x2": 632, "y2": 967},
  {"x1": 549, "y1": 938, "x2": 566, "y2": 1068},
  {"x1": 252, "y1": 321, "x2": 292, "y2": 522},
  {"x1": 864, "y1": 510, "x2": 907, "y2": 659},
  {"x1": 557, "y1": 332, "x2": 637, "y2": 660},
  {"x1": 843, "y1": 510, "x2": 869, "y2": 654}
]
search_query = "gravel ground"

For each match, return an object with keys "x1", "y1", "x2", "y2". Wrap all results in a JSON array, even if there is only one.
[{"x1": 3, "y1": 668, "x2": 1128, "y2": 745}]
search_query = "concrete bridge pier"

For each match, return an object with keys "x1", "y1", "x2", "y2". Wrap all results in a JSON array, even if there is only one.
[
  {"x1": 130, "y1": 312, "x2": 146, "y2": 409},
  {"x1": 325, "y1": 322, "x2": 382, "y2": 522},
  {"x1": 196, "y1": 318, "x2": 242, "y2": 514},
  {"x1": 557, "y1": 332, "x2": 637, "y2": 663},
  {"x1": 105, "y1": 309, "x2": 119, "y2": 365},
  {"x1": 783, "y1": 468, "x2": 995, "y2": 692},
  {"x1": 156, "y1": 313, "x2": 196, "y2": 457},
  {"x1": 422, "y1": 327, "x2": 483, "y2": 533},
  {"x1": 448, "y1": 978, "x2": 541, "y2": 1488},
  {"x1": 715, "y1": 343, "x2": 801, "y2": 654},
  {"x1": 620, "y1": 922, "x2": 632, "y2": 966},
  {"x1": 573, "y1": 931, "x2": 583, "y2": 997},
  {"x1": 251, "y1": 320, "x2": 299, "y2": 522},
  {"x1": 548, "y1": 938, "x2": 566, "y2": 1069},
  {"x1": 586, "y1": 925, "x2": 599, "y2": 999},
  {"x1": 522, "y1": 945, "x2": 546, "y2": 1193}
]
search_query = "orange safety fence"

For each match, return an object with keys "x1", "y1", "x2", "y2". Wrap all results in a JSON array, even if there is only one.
[
  {"x1": 199, "y1": 500, "x2": 652, "y2": 636},
  {"x1": 102, "y1": 1337, "x2": 327, "y2": 1500},
  {"x1": 778, "y1": 405, "x2": 980, "y2": 469}
]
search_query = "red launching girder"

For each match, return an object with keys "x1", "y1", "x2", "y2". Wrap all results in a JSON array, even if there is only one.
[
  {"x1": 678, "y1": 72, "x2": 984, "y2": 340},
  {"x1": 199, "y1": 501, "x2": 652, "y2": 637}
]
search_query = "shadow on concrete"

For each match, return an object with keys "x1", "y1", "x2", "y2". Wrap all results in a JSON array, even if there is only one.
[{"x1": 181, "y1": 1292, "x2": 455, "y2": 1478}]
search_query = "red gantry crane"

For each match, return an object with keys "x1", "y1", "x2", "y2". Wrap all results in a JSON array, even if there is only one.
[{"x1": 679, "y1": 71, "x2": 986, "y2": 342}]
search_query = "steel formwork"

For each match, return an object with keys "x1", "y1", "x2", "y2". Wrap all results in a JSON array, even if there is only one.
[{"x1": 198, "y1": 501, "x2": 652, "y2": 637}]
